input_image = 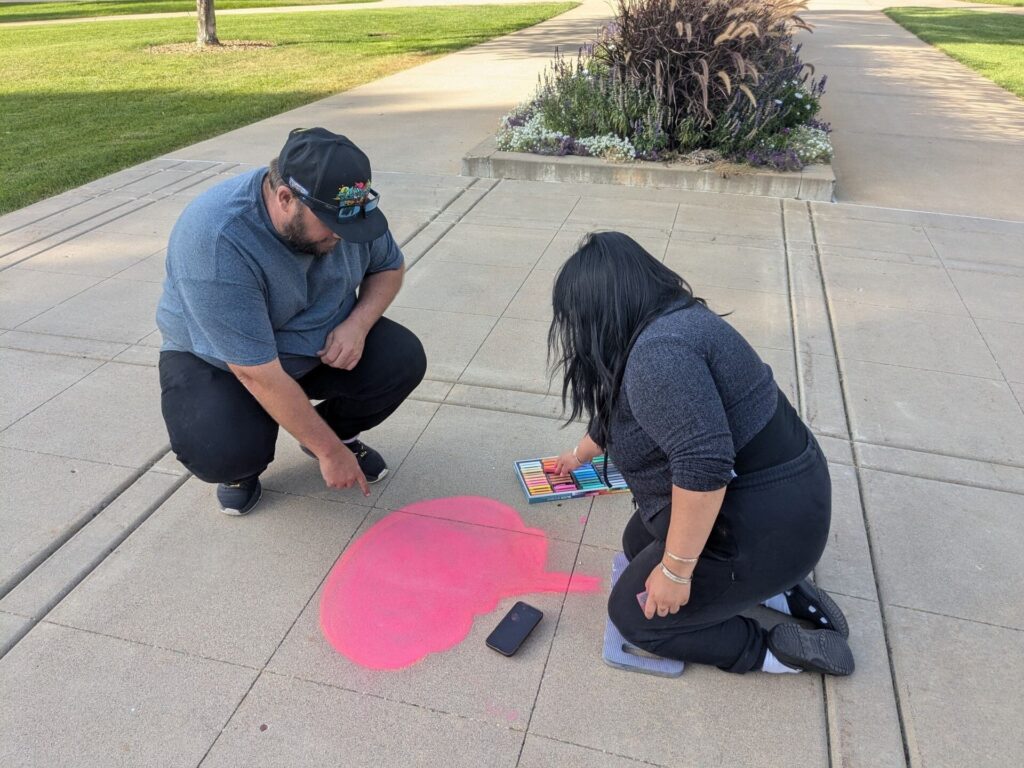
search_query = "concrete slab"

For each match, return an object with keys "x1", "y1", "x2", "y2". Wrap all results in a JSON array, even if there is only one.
[
  {"x1": 48, "y1": 480, "x2": 369, "y2": 667},
  {"x1": 113, "y1": 345, "x2": 160, "y2": 367},
  {"x1": 855, "y1": 441, "x2": 1024, "y2": 496},
  {"x1": 814, "y1": 463, "x2": 877, "y2": 601},
  {"x1": 841, "y1": 358, "x2": 1024, "y2": 465},
  {"x1": 824, "y1": 594, "x2": 907, "y2": 768},
  {"x1": 888, "y1": 606, "x2": 1024, "y2": 768},
  {"x1": 1, "y1": 470, "x2": 185, "y2": 621},
  {"x1": 0, "y1": 329, "x2": 128, "y2": 361},
  {"x1": 445, "y1": 383, "x2": 573, "y2": 423},
  {"x1": 535, "y1": 226, "x2": 669, "y2": 271},
  {"x1": 829, "y1": 299, "x2": 1003, "y2": 379},
  {"x1": 15, "y1": 277, "x2": 162, "y2": 344},
  {"x1": 799, "y1": 352, "x2": 850, "y2": 439},
  {"x1": 12, "y1": 224, "x2": 165, "y2": 278},
  {"x1": 200, "y1": 672, "x2": 525, "y2": 768},
  {"x1": 0, "y1": 348, "x2": 102, "y2": 430},
  {"x1": 518, "y1": 735, "x2": 660, "y2": 768},
  {"x1": 462, "y1": 184, "x2": 580, "y2": 229},
  {"x1": 582, "y1": 493, "x2": 631, "y2": 552},
  {"x1": 377, "y1": 404, "x2": 593, "y2": 543},
  {"x1": 862, "y1": 470, "x2": 1024, "y2": 628},
  {"x1": 529, "y1": 545, "x2": 829, "y2": 767},
  {"x1": 0, "y1": 622, "x2": 255, "y2": 768},
  {"x1": 758, "y1": 346, "x2": 799, "y2": 407},
  {"x1": 395, "y1": 259, "x2": 530, "y2": 316},
  {"x1": 0, "y1": 609, "x2": 31, "y2": 658},
  {"x1": 426, "y1": 221, "x2": 554, "y2": 268},
  {"x1": 461, "y1": 316, "x2": 556, "y2": 394},
  {"x1": 0, "y1": 267, "x2": 100, "y2": 329},
  {"x1": 947, "y1": 268, "x2": 1024, "y2": 324},
  {"x1": 261, "y1": 398, "x2": 440, "y2": 507},
  {"x1": 0, "y1": 447, "x2": 134, "y2": 597},
  {"x1": 384, "y1": 305, "x2": 496, "y2": 382},
  {"x1": 925, "y1": 227, "x2": 1024, "y2": 272},
  {"x1": 0, "y1": 362, "x2": 168, "y2": 467},
  {"x1": 674, "y1": 203, "x2": 784, "y2": 241},
  {"x1": 267, "y1": 508, "x2": 586, "y2": 729},
  {"x1": 505, "y1": 268, "x2": 556, "y2": 323},
  {"x1": 820, "y1": 254, "x2": 966, "y2": 315},
  {"x1": 816, "y1": 433, "x2": 854, "y2": 466},
  {"x1": 700, "y1": 285, "x2": 794, "y2": 351},
  {"x1": 665, "y1": 239, "x2": 788, "y2": 295},
  {"x1": 565, "y1": 197, "x2": 679, "y2": 231}
]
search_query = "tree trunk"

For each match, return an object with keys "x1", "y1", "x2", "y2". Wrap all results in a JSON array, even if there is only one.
[{"x1": 196, "y1": 0, "x2": 219, "y2": 47}]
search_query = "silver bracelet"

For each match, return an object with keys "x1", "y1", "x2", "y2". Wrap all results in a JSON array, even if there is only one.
[
  {"x1": 660, "y1": 563, "x2": 692, "y2": 585},
  {"x1": 572, "y1": 445, "x2": 583, "y2": 464},
  {"x1": 664, "y1": 550, "x2": 699, "y2": 565}
]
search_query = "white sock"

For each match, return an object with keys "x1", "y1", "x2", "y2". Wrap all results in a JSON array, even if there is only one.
[
  {"x1": 342, "y1": 435, "x2": 360, "y2": 444},
  {"x1": 762, "y1": 592, "x2": 792, "y2": 615},
  {"x1": 761, "y1": 649, "x2": 801, "y2": 674}
]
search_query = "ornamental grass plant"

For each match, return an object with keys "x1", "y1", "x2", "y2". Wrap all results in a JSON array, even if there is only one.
[{"x1": 497, "y1": 0, "x2": 833, "y2": 170}]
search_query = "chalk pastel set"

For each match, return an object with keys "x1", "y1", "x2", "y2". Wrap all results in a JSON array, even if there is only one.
[{"x1": 514, "y1": 455, "x2": 630, "y2": 503}]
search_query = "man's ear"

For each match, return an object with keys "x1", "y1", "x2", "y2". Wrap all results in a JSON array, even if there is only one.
[{"x1": 276, "y1": 184, "x2": 296, "y2": 211}]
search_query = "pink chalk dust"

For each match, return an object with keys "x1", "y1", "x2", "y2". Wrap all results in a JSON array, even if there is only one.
[{"x1": 319, "y1": 496, "x2": 600, "y2": 670}]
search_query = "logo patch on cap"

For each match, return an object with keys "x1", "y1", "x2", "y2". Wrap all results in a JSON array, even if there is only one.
[{"x1": 335, "y1": 181, "x2": 371, "y2": 207}]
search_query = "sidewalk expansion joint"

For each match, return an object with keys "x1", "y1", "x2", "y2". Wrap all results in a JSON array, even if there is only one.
[
  {"x1": 0, "y1": 447, "x2": 186, "y2": 660},
  {"x1": 808, "y1": 204, "x2": 914, "y2": 768}
]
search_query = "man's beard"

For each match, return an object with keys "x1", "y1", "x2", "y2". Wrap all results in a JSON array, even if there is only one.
[{"x1": 282, "y1": 213, "x2": 338, "y2": 256}]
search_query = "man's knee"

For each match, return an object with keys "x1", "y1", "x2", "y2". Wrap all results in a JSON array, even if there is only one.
[
  {"x1": 383, "y1": 322, "x2": 426, "y2": 393},
  {"x1": 170, "y1": 434, "x2": 274, "y2": 483}
]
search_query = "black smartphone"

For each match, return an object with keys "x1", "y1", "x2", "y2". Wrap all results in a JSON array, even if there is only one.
[{"x1": 486, "y1": 601, "x2": 543, "y2": 656}]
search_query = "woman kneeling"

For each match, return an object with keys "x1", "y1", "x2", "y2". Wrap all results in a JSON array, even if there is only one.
[{"x1": 550, "y1": 232, "x2": 854, "y2": 676}]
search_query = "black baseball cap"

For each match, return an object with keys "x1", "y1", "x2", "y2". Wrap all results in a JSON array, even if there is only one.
[{"x1": 277, "y1": 127, "x2": 388, "y2": 244}]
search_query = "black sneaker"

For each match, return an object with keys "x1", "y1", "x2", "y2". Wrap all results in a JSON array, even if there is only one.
[
  {"x1": 300, "y1": 439, "x2": 388, "y2": 483},
  {"x1": 216, "y1": 476, "x2": 262, "y2": 516},
  {"x1": 785, "y1": 580, "x2": 850, "y2": 638},
  {"x1": 768, "y1": 624, "x2": 855, "y2": 676}
]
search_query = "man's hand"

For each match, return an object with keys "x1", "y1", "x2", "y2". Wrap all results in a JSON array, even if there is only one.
[
  {"x1": 319, "y1": 445, "x2": 370, "y2": 497},
  {"x1": 318, "y1": 318, "x2": 368, "y2": 370}
]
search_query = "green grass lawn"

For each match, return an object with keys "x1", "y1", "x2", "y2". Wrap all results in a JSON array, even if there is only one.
[
  {"x1": 0, "y1": 0, "x2": 377, "y2": 25},
  {"x1": 885, "y1": 8, "x2": 1024, "y2": 98},
  {"x1": 0, "y1": 3, "x2": 575, "y2": 213}
]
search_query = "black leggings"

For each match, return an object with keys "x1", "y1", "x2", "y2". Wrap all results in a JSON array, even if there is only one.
[
  {"x1": 607, "y1": 432, "x2": 832, "y2": 673},
  {"x1": 159, "y1": 317, "x2": 426, "y2": 484}
]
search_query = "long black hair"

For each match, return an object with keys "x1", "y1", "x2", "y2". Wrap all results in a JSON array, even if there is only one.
[{"x1": 548, "y1": 231, "x2": 704, "y2": 448}]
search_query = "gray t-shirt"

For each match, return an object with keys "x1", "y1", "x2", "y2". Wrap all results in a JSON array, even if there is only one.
[
  {"x1": 156, "y1": 168, "x2": 404, "y2": 377},
  {"x1": 606, "y1": 301, "x2": 778, "y2": 519}
]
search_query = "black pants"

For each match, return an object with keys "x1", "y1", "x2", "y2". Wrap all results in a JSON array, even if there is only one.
[
  {"x1": 607, "y1": 431, "x2": 831, "y2": 673},
  {"x1": 159, "y1": 317, "x2": 426, "y2": 484}
]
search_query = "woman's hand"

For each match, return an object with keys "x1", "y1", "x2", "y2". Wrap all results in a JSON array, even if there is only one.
[
  {"x1": 554, "y1": 448, "x2": 582, "y2": 475},
  {"x1": 643, "y1": 563, "x2": 691, "y2": 619}
]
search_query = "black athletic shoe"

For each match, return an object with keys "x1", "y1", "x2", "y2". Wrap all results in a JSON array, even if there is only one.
[
  {"x1": 768, "y1": 624, "x2": 855, "y2": 676},
  {"x1": 217, "y1": 476, "x2": 262, "y2": 516},
  {"x1": 300, "y1": 439, "x2": 388, "y2": 483},
  {"x1": 785, "y1": 580, "x2": 850, "y2": 638}
]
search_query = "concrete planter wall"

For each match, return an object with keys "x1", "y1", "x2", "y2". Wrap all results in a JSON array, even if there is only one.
[{"x1": 462, "y1": 136, "x2": 835, "y2": 201}]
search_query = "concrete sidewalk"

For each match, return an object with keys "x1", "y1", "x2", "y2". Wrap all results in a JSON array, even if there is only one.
[
  {"x1": 799, "y1": 0, "x2": 1024, "y2": 219},
  {"x1": 2, "y1": 0, "x2": 1023, "y2": 765}
]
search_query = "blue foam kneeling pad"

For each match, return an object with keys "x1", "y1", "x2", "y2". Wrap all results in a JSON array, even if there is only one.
[{"x1": 603, "y1": 552, "x2": 685, "y2": 677}]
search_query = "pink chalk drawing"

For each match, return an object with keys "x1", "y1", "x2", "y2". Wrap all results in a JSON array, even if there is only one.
[{"x1": 320, "y1": 496, "x2": 600, "y2": 670}]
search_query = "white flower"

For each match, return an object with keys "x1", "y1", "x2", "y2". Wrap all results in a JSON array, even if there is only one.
[
  {"x1": 774, "y1": 99, "x2": 783, "y2": 105},
  {"x1": 794, "y1": 92, "x2": 804, "y2": 99}
]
